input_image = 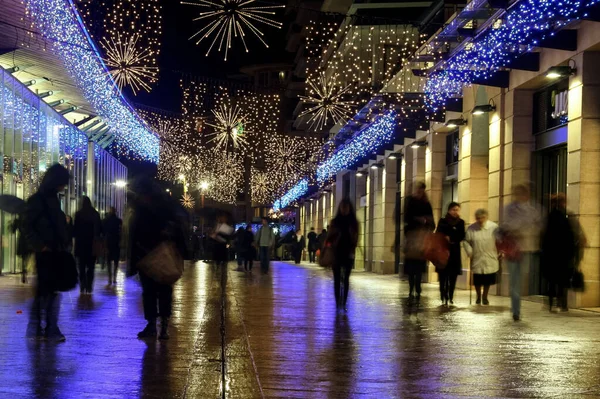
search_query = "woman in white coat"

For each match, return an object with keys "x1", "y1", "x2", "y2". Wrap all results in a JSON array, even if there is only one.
[{"x1": 463, "y1": 209, "x2": 500, "y2": 305}]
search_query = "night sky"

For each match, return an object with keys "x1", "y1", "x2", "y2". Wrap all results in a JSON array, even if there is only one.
[{"x1": 133, "y1": 0, "x2": 292, "y2": 113}]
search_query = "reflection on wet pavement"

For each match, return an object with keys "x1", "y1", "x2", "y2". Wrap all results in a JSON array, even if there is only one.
[{"x1": 0, "y1": 261, "x2": 599, "y2": 398}]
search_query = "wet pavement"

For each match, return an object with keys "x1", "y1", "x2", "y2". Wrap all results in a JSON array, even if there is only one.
[{"x1": 0, "y1": 261, "x2": 599, "y2": 399}]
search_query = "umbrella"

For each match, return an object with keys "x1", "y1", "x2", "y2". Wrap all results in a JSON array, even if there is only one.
[{"x1": 0, "y1": 195, "x2": 26, "y2": 214}]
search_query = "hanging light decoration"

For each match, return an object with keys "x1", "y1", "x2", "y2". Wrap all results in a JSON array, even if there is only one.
[
  {"x1": 181, "y1": 192, "x2": 196, "y2": 209},
  {"x1": 205, "y1": 103, "x2": 250, "y2": 153},
  {"x1": 102, "y1": 33, "x2": 158, "y2": 95},
  {"x1": 298, "y1": 72, "x2": 355, "y2": 130},
  {"x1": 182, "y1": 0, "x2": 285, "y2": 61}
]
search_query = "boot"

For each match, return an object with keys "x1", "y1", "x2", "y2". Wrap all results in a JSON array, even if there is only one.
[
  {"x1": 138, "y1": 320, "x2": 157, "y2": 339},
  {"x1": 159, "y1": 318, "x2": 170, "y2": 340}
]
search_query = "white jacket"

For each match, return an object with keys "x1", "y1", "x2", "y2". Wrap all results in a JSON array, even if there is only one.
[{"x1": 463, "y1": 221, "x2": 500, "y2": 275}]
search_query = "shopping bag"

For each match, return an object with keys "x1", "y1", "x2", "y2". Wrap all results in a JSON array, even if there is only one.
[
  {"x1": 423, "y1": 232, "x2": 450, "y2": 269},
  {"x1": 137, "y1": 241, "x2": 184, "y2": 285}
]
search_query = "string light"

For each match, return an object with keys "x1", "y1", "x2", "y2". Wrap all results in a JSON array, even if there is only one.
[
  {"x1": 205, "y1": 103, "x2": 250, "y2": 153},
  {"x1": 273, "y1": 179, "x2": 308, "y2": 212},
  {"x1": 298, "y1": 72, "x2": 354, "y2": 130},
  {"x1": 250, "y1": 167, "x2": 273, "y2": 204},
  {"x1": 25, "y1": 0, "x2": 160, "y2": 162},
  {"x1": 102, "y1": 32, "x2": 158, "y2": 95},
  {"x1": 182, "y1": 0, "x2": 285, "y2": 61},
  {"x1": 317, "y1": 111, "x2": 397, "y2": 183}
]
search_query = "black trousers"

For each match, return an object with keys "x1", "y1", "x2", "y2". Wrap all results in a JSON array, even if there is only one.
[
  {"x1": 78, "y1": 255, "x2": 96, "y2": 292},
  {"x1": 333, "y1": 263, "x2": 352, "y2": 307},
  {"x1": 438, "y1": 271, "x2": 458, "y2": 301},
  {"x1": 407, "y1": 272, "x2": 422, "y2": 296},
  {"x1": 308, "y1": 250, "x2": 316, "y2": 263},
  {"x1": 140, "y1": 272, "x2": 173, "y2": 321},
  {"x1": 548, "y1": 280, "x2": 568, "y2": 308},
  {"x1": 107, "y1": 259, "x2": 119, "y2": 283}
]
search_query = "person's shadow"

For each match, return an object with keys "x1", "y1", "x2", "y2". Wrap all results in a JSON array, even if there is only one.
[
  {"x1": 325, "y1": 313, "x2": 356, "y2": 398},
  {"x1": 28, "y1": 342, "x2": 60, "y2": 398},
  {"x1": 139, "y1": 341, "x2": 174, "y2": 398}
]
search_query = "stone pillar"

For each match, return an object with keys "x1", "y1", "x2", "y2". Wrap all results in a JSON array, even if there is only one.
[
  {"x1": 498, "y1": 88, "x2": 534, "y2": 297},
  {"x1": 488, "y1": 89, "x2": 504, "y2": 223},
  {"x1": 355, "y1": 174, "x2": 367, "y2": 271},
  {"x1": 567, "y1": 51, "x2": 600, "y2": 308},
  {"x1": 425, "y1": 132, "x2": 446, "y2": 282},
  {"x1": 365, "y1": 172, "x2": 374, "y2": 272}
]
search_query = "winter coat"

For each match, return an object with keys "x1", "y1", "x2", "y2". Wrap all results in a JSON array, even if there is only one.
[
  {"x1": 22, "y1": 165, "x2": 70, "y2": 253},
  {"x1": 74, "y1": 207, "x2": 102, "y2": 258},
  {"x1": 307, "y1": 231, "x2": 318, "y2": 251},
  {"x1": 463, "y1": 220, "x2": 500, "y2": 275},
  {"x1": 327, "y1": 216, "x2": 358, "y2": 265},
  {"x1": 103, "y1": 213, "x2": 122, "y2": 259},
  {"x1": 541, "y1": 208, "x2": 578, "y2": 283},
  {"x1": 435, "y1": 216, "x2": 465, "y2": 275},
  {"x1": 403, "y1": 195, "x2": 435, "y2": 274}
]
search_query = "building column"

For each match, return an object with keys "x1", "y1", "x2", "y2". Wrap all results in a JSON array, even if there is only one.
[
  {"x1": 567, "y1": 51, "x2": 600, "y2": 308},
  {"x1": 86, "y1": 141, "x2": 95, "y2": 205},
  {"x1": 355, "y1": 173, "x2": 367, "y2": 271},
  {"x1": 425, "y1": 132, "x2": 445, "y2": 282}
]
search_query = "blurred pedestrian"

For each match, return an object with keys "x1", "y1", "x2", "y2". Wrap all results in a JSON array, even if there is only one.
[
  {"x1": 255, "y1": 217, "x2": 275, "y2": 274},
  {"x1": 22, "y1": 164, "x2": 71, "y2": 342},
  {"x1": 327, "y1": 199, "x2": 359, "y2": 311},
  {"x1": 234, "y1": 226, "x2": 246, "y2": 271},
  {"x1": 307, "y1": 227, "x2": 318, "y2": 263},
  {"x1": 212, "y1": 214, "x2": 233, "y2": 268},
  {"x1": 435, "y1": 202, "x2": 465, "y2": 306},
  {"x1": 317, "y1": 228, "x2": 327, "y2": 252},
  {"x1": 499, "y1": 184, "x2": 541, "y2": 321},
  {"x1": 74, "y1": 196, "x2": 102, "y2": 295},
  {"x1": 541, "y1": 193, "x2": 581, "y2": 312},
  {"x1": 129, "y1": 177, "x2": 187, "y2": 340},
  {"x1": 103, "y1": 206, "x2": 122, "y2": 286},
  {"x1": 243, "y1": 224, "x2": 255, "y2": 271},
  {"x1": 403, "y1": 182, "x2": 435, "y2": 302},
  {"x1": 293, "y1": 229, "x2": 306, "y2": 264},
  {"x1": 464, "y1": 209, "x2": 499, "y2": 305},
  {"x1": 10, "y1": 217, "x2": 32, "y2": 284}
]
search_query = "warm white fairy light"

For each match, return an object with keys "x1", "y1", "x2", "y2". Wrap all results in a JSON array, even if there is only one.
[
  {"x1": 181, "y1": 193, "x2": 196, "y2": 209},
  {"x1": 205, "y1": 103, "x2": 250, "y2": 153},
  {"x1": 182, "y1": 0, "x2": 285, "y2": 61},
  {"x1": 250, "y1": 168, "x2": 273, "y2": 204},
  {"x1": 299, "y1": 72, "x2": 354, "y2": 130},
  {"x1": 102, "y1": 33, "x2": 158, "y2": 95}
]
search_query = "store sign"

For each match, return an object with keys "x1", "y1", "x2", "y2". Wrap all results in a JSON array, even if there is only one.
[{"x1": 551, "y1": 90, "x2": 568, "y2": 120}]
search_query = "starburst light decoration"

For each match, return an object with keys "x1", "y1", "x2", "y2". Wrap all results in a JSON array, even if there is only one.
[
  {"x1": 182, "y1": 0, "x2": 285, "y2": 61},
  {"x1": 181, "y1": 193, "x2": 196, "y2": 209},
  {"x1": 250, "y1": 168, "x2": 273, "y2": 204},
  {"x1": 299, "y1": 72, "x2": 354, "y2": 130},
  {"x1": 102, "y1": 33, "x2": 158, "y2": 95},
  {"x1": 205, "y1": 103, "x2": 250, "y2": 153}
]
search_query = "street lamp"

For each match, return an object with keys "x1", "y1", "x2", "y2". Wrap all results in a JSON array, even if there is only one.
[{"x1": 115, "y1": 180, "x2": 127, "y2": 188}]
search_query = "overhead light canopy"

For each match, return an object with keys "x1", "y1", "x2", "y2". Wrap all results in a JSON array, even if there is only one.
[
  {"x1": 472, "y1": 104, "x2": 496, "y2": 115},
  {"x1": 445, "y1": 118, "x2": 467, "y2": 128},
  {"x1": 546, "y1": 65, "x2": 576, "y2": 79}
]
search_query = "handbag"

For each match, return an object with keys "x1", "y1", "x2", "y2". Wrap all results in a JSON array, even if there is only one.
[
  {"x1": 137, "y1": 241, "x2": 184, "y2": 285},
  {"x1": 319, "y1": 245, "x2": 335, "y2": 268},
  {"x1": 424, "y1": 232, "x2": 449, "y2": 269},
  {"x1": 571, "y1": 269, "x2": 585, "y2": 292},
  {"x1": 37, "y1": 251, "x2": 78, "y2": 292}
]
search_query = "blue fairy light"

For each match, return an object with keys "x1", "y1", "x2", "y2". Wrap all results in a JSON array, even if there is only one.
[
  {"x1": 273, "y1": 179, "x2": 309, "y2": 211},
  {"x1": 24, "y1": 0, "x2": 159, "y2": 162}
]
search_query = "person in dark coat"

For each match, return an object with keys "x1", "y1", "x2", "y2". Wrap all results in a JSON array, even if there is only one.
[
  {"x1": 74, "y1": 196, "x2": 102, "y2": 295},
  {"x1": 403, "y1": 182, "x2": 435, "y2": 301},
  {"x1": 241, "y1": 225, "x2": 255, "y2": 271},
  {"x1": 327, "y1": 199, "x2": 359, "y2": 311},
  {"x1": 22, "y1": 164, "x2": 70, "y2": 342},
  {"x1": 103, "y1": 206, "x2": 122, "y2": 286},
  {"x1": 292, "y1": 230, "x2": 306, "y2": 264},
  {"x1": 211, "y1": 214, "x2": 233, "y2": 267},
  {"x1": 129, "y1": 177, "x2": 187, "y2": 340},
  {"x1": 435, "y1": 202, "x2": 465, "y2": 306},
  {"x1": 317, "y1": 228, "x2": 327, "y2": 252},
  {"x1": 307, "y1": 227, "x2": 318, "y2": 263},
  {"x1": 234, "y1": 227, "x2": 246, "y2": 271},
  {"x1": 541, "y1": 193, "x2": 581, "y2": 311}
]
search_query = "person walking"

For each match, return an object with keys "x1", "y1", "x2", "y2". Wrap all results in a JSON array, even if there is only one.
[
  {"x1": 243, "y1": 224, "x2": 255, "y2": 271},
  {"x1": 499, "y1": 184, "x2": 541, "y2": 321},
  {"x1": 255, "y1": 217, "x2": 275, "y2": 274},
  {"x1": 212, "y1": 214, "x2": 233, "y2": 268},
  {"x1": 129, "y1": 177, "x2": 187, "y2": 340},
  {"x1": 74, "y1": 196, "x2": 102, "y2": 295},
  {"x1": 103, "y1": 206, "x2": 122, "y2": 286},
  {"x1": 541, "y1": 193, "x2": 581, "y2": 312},
  {"x1": 464, "y1": 209, "x2": 499, "y2": 305},
  {"x1": 293, "y1": 229, "x2": 306, "y2": 264},
  {"x1": 307, "y1": 227, "x2": 318, "y2": 263},
  {"x1": 403, "y1": 182, "x2": 435, "y2": 302},
  {"x1": 234, "y1": 226, "x2": 246, "y2": 271},
  {"x1": 22, "y1": 164, "x2": 71, "y2": 342},
  {"x1": 435, "y1": 202, "x2": 465, "y2": 306},
  {"x1": 327, "y1": 199, "x2": 359, "y2": 311}
]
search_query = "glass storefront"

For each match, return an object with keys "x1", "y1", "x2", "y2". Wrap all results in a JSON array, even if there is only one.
[{"x1": 0, "y1": 67, "x2": 127, "y2": 274}]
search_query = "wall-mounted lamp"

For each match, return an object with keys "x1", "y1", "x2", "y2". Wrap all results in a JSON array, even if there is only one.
[
  {"x1": 114, "y1": 180, "x2": 127, "y2": 188},
  {"x1": 356, "y1": 170, "x2": 367, "y2": 177},
  {"x1": 370, "y1": 163, "x2": 384, "y2": 170},
  {"x1": 472, "y1": 99, "x2": 496, "y2": 115},
  {"x1": 546, "y1": 60, "x2": 576, "y2": 79},
  {"x1": 445, "y1": 117, "x2": 467, "y2": 128},
  {"x1": 411, "y1": 141, "x2": 428, "y2": 149},
  {"x1": 388, "y1": 152, "x2": 401, "y2": 159}
]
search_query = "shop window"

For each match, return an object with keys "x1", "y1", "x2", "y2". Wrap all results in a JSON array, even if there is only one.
[{"x1": 533, "y1": 79, "x2": 569, "y2": 134}]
